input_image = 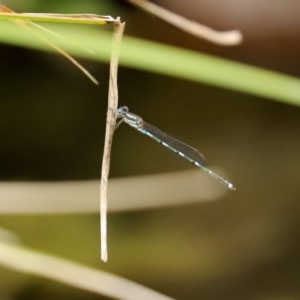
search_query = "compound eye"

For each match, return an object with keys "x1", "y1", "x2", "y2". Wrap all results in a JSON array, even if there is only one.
[
  {"x1": 117, "y1": 106, "x2": 129, "y2": 117},
  {"x1": 122, "y1": 106, "x2": 129, "y2": 113}
]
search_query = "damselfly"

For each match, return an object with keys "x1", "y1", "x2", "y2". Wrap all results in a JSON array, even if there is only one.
[{"x1": 116, "y1": 106, "x2": 236, "y2": 190}]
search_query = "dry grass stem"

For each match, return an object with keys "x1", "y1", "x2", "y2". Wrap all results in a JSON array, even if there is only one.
[
  {"x1": 0, "y1": 241, "x2": 174, "y2": 300},
  {"x1": 127, "y1": 0, "x2": 242, "y2": 46},
  {"x1": 100, "y1": 19, "x2": 125, "y2": 262},
  {"x1": 0, "y1": 170, "x2": 227, "y2": 214},
  {"x1": 0, "y1": 4, "x2": 120, "y2": 84}
]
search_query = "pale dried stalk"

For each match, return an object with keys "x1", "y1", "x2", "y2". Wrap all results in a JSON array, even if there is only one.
[
  {"x1": 0, "y1": 170, "x2": 227, "y2": 214},
  {"x1": 100, "y1": 19, "x2": 125, "y2": 262},
  {"x1": 0, "y1": 4, "x2": 102, "y2": 84},
  {"x1": 23, "y1": 24, "x2": 100, "y2": 85},
  {"x1": 127, "y1": 0, "x2": 242, "y2": 46},
  {"x1": 0, "y1": 241, "x2": 174, "y2": 300}
]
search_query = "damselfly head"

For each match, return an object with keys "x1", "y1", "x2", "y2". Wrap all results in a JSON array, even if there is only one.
[{"x1": 117, "y1": 106, "x2": 129, "y2": 118}]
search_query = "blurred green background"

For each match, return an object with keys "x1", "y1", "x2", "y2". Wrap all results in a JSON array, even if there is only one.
[{"x1": 0, "y1": 0, "x2": 300, "y2": 299}]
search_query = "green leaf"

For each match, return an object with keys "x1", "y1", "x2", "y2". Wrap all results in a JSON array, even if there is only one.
[{"x1": 1, "y1": 21, "x2": 300, "y2": 106}]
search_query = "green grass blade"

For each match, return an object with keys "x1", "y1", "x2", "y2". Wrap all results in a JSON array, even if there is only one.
[{"x1": 1, "y1": 21, "x2": 300, "y2": 106}]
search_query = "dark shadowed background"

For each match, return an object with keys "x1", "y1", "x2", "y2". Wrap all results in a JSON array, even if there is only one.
[{"x1": 0, "y1": 0, "x2": 300, "y2": 299}]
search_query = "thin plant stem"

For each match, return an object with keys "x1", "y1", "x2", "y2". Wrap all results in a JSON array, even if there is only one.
[
  {"x1": 0, "y1": 240, "x2": 174, "y2": 300},
  {"x1": 0, "y1": 4, "x2": 119, "y2": 84},
  {"x1": 100, "y1": 19, "x2": 125, "y2": 262},
  {"x1": 0, "y1": 7, "x2": 117, "y2": 25},
  {"x1": 127, "y1": 0, "x2": 242, "y2": 46},
  {"x1": 0, "y1": 170, "x2": 226, "y2": 214}
]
